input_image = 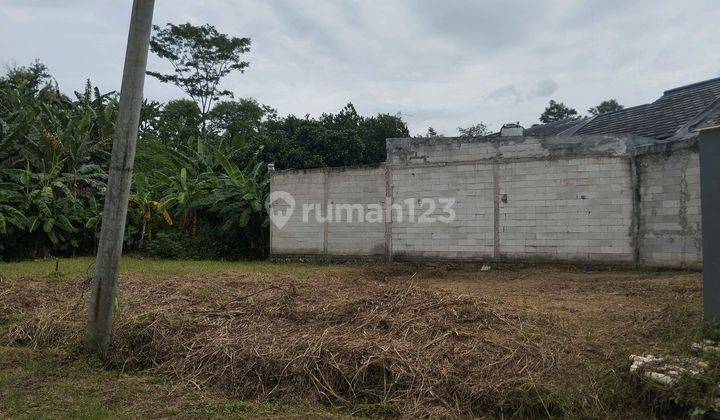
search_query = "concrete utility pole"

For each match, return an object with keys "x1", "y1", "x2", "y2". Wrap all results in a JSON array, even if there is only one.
[
  {"x1": 699, "y1": 125, "x2": 720, "y2": 323},
  {"x1": 85, "y1": 0, "x2": 155, "y2": 356}
]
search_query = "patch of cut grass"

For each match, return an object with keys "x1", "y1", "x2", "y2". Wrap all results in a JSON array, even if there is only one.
[
  {"x1": 0, "y1": 346, "x2": 344, "y2": 419},
  {"x1": 0, "y1": 256, "x2": 333, "y2": 280}
]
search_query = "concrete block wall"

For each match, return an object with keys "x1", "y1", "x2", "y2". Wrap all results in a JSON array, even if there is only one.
[
  {"x1": 270, "y1": 134, "x2": 703, "y2": 267},
  {"x1": 269, "y1": 170, "x2": 325, "y2": 254},
  {"x1": 498, "y1": 157, "x2": 634, "y2": 262},
  {"x1": 270, "y1": 166, "x2": 387, "y2": 257},
  {"x1": 638, "y1": 146, "x2": 702, "y2": 267},
  {"x1": 386, "y1": 134, "x2": 635, "y2": 166},
  {"x1": 388, "y1": 156, "x2": 634, "y2": 261},
  {"x1": 391, "y1": 163, "x2": 495, "y2": 259},
  {"x1": 326, "y1": 166, "x2": 387, "y2": 256},
  {"x1": 387, "y1": 136, "x2": 549, "y2": 165}
]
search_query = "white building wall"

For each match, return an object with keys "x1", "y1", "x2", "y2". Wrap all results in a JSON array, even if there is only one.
[{"x1": 270, "y1": 166, "x2": 387, "y2": 257}]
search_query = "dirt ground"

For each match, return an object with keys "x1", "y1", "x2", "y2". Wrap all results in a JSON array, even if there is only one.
[{"x1": 0, "y1": 258, "x2": 704, "y2": 417}]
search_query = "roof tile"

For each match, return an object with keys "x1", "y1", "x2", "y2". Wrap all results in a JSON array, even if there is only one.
[{"x1": 574, "y1": 77, "x2": 720, "y2": 139}]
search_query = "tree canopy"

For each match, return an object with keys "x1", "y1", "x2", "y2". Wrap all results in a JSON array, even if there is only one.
[
  {"x1": 457, "y1": 123, "x2": 488, "y2": 137},
  {"x1": 588, "y1": 99, "x2": 624, "y2": 116},
  {"x1": 259, "y1": 103, "x2": 408, "y2": 170},
  {"x1": 156, "y1": 99, "x2": 202, "y2": 144},
  {"x1": 539, "y1": 100, "x2": 579, "y2": 123},
  {"x1": 147, "y1": 22, "x2": 251, "y2": 137},
  {"x1": 417, "y1": 127, "x2": 441, "y2": 138}
]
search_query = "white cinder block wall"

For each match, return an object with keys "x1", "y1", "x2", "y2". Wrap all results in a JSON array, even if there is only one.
[
  {"x1": 326, "y1": 167, "x2": 387, "y2": 256},
  {"x1": 269, "y1": 170, "x2": 325, "y2": 254},
  {"x1": 270, "y1": 135, "x2": 702, "y2": 268},
  {"x1": 270, "y1": 166, "x2": 387, "y2": 257},
  {"x1": 638, "y1": 145, "x2": 702, "y2": 266},
  {"x1": 391, "y1": 163, "x2": 495, "y2": 259},
  {"x1": 498, "y1": 157, "x2": 634, "y2": 262}
]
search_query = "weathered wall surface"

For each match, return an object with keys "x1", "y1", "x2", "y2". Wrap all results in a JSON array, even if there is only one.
[
  {"x1": 386, "y1": 135, "x2": 640, "y2": 165},
  {"x1": 638, "y1": 144, "x2": 702, "y2": 267},
  {"x1": 269, "y1": 170, "x2": 325, "y2": 255},
  {"x1": 270, "y1": 135, "x2": 702, "y2": 267},
  {"x1": 270, "y1": 166, "x2": 387, "y2": 257},
  {"x1": 497, "y1": 157, "x2": 634, "y2": 262},
  {"x1": 326, "y1": 166, "x2": 387, "y2": 256},
  {"x1": 390, "y1": 163, "x2": 495, "y2": 259},
  {"x1": 387, "y1": 135, "x2": 638, "y2": 261}
]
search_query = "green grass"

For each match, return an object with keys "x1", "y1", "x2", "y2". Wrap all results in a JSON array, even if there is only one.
[
  {"x1": 0, "y1": 256, "x2": 328, "y2": 280},
  {"x1": 0, "y1": 346, "x2": 346, "y2": 419}
]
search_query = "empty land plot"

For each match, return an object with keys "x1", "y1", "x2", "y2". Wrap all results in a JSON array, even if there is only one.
[{"x1": 0, "y1": 258, "x2": 703, "y2": 417}]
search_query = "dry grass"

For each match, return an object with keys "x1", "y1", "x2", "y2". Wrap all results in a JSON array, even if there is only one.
[{"x1": 0, "y1": 259, "x2": 703, "y2": 417}]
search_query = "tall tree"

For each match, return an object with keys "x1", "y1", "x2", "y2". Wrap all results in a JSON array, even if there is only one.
[
  {"x1": 418, "y1": 127, "x2": 441, "y2": 137},
  {"x1": 457, "y1": 123, "x2": 488, "y2": 137},
  {"x1": 588, "y1": 99, "x2": 624, "y2": 116},
  {"x1": 147, "y1": 22, "x2": 251, "y2": 139},
  {"x1": 2, "y1": 61, "x2": 53, "y2": 94},
  {"x1": 359, "y1": 112, "x2": 409, "y2": 164},
  {"x1": 208, "y1": 98, "x2": 275, "y2": 140},
  {"x1": 157, "y1": 99, "x2": 202, "y2": 144},
  {"x1": 539, "y1": 100, "x2": 579, "y2": 123}
]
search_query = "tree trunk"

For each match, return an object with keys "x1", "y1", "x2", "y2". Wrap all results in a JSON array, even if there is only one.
[{"x1": 138, "y1": 217, "x2": 147, "y2": 249}]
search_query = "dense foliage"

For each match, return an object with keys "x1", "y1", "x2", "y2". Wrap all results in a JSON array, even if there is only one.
[
  {"x1": 539, "y1": 99, "x2": 580, "y2": 123},
  {"x1": 588, "y1": 99, "x2": 624, "y2": 116},
  {"x1": 539, "y1": 98, "x2": 624, "y2": 122},
  {"x1": 0, "y1": 62, "x2": 409, "y2": 261},
  {"x1": 147, "y1": 22, "x2": 252, "y2": 138}
]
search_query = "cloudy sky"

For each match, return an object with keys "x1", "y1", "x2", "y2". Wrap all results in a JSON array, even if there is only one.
[{"x1": 1, "y1": 0, "x2": 718, "y2": 135}]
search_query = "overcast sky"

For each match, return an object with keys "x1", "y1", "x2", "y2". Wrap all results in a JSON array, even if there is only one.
[{"x1": 1, "y1": 1, "x2": 718, "y2": 135}]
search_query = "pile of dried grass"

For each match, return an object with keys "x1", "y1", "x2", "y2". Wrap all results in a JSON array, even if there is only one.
[
  {"x1": 3, "y1": 279, "x2": 86, "y2": 348},
  {"x1": 1, "y1": 271, "x2": 557, "y2": 415}
]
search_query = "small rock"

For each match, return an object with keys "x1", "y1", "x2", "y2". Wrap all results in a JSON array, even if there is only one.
[
  {"x1": 692, "y1": 341, "x2": 720, "y2": 354},
  {"x1": 645, "y1": 371, "x2": 676, "y2": 386},
  {"x1": 480, "y1": 264, "x2": 491, "y2": 272}
]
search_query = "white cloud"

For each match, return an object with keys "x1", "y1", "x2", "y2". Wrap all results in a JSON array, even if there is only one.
[
  {"x1": 530, "y1": 78, "x2": 558, "y2": 98},
  {"x1": 1, "y1": 0, "x2": 719, "y2": 135}
]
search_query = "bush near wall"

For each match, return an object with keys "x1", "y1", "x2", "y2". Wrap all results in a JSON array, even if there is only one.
[{"x1": 0, "y1": 62, "x2": 409, "y2": 261}]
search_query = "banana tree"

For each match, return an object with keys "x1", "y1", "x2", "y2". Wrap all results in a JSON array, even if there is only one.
[
  {"x1": 1, "y1": 164, "x2": 81, "y2": 250},
  {"x1": 130, "y1": 174, "x2": 173, "y2": 247},
  {"x1": 203, "y1": 149, "x2": 269, "y2": 231},
  {"x1": 0, "y1": 181, "x2": 29, "y2": 235},
  {"x1": 157, "y1": 167, "x2": 211, "y2": 236}
]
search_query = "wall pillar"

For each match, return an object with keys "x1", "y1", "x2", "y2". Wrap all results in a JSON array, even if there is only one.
[
  {"x1": 322, "y1": 170, "x2": 329, "y2": 256},
  {"x1": 384, "y1": 166, "x2": 393, "y2": 262},
  {"x1": 492, "y1": 160, "x2": 501, "y2": 259},
  {"x1": 699, "y1": 126, "x2": 720, "y2": 322}
]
